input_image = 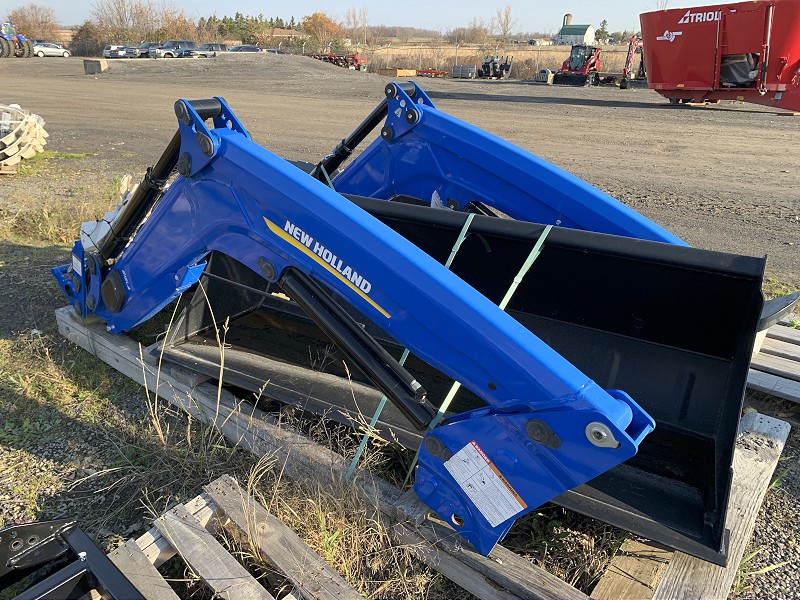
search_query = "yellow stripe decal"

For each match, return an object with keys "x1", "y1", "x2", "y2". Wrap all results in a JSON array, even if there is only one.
[{"x1": 264, "y1": 217, "x2": 391, "y2": 319}]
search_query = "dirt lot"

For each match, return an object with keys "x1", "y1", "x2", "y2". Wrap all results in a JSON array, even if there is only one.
[
  {"x1": 0, "y1": 53, "x2": 798, "y2": 597},
  {"x1": 2, "y1": 53, "x2": 799, "y2": 289}
]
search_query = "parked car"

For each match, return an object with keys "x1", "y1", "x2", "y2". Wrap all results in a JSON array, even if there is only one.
[
  {"x1": 103, "y1": 45, "x2": 126, "y2": 58},
  {"x1": 179, "y1": 43, "x2": 227, "y2": 58},
  {"x1": 265, "y1": 48, "x2": 287, "y2": 54},
  {"x1": 229, "y1": 45, "x2": 261, "y2": 53},
  {"x1": 32, "y1": 42, "x2": 71, "y2": 58},
  {"x1": 150, "y1": 40, "x2": 196, "y2": 58},
  {"x1": 125, "y1": 42, "x2": 160, "y2": 58}
]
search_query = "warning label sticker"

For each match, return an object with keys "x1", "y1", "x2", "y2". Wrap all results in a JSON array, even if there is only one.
[
  {"x1": 71, "y1": 253, "x2": 82, "y2": 277},
  {"x1": 444, "y1": 440, "x2": 527, "y2": 527}
]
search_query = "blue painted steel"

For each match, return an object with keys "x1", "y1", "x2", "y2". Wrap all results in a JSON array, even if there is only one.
[
  {"x1": 334, "y1": 82, "x2": 687, "y2": 246},
  {"x1": 416, "y1": 388, "x2": 653, "y2": 554},
  {"x1": 52, "y1": 91, "x2": 655, "y2": 554}
]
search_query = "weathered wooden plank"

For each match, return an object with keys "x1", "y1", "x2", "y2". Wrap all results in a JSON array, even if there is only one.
[
  {"x1": 57, "y1": 306, "x2": 582, "y2": 600},
  {"x1": 768, "y1": 324, "x2": 800, "y2": 345},
  {"x1": 761, "y1": 337, "x2": 800, "y2": 361},
  {"x1": 135, "y1": 492, "x2": 221, "y2": 567},
  {"x1": 154, "y1": 504, "x2": 274, "y2": 600},
  {"x1": 750, "y1": 352, "x2": 800, "y2": 382},
  {"x1": 590, "y1": 539, "x2": 673, "y2": 600},
  {"x1": 108, "y1": 539, "x2": 181, "y2": 600},
  {"x1": 747, "y1": 368, "x2": 800, "y2": 403},
  {"x1": 205, "y1": 475, "x2": 362, "y2": 600},
  {"x1": 652, "y1": 412, "x2": 790, "y2": 600}
]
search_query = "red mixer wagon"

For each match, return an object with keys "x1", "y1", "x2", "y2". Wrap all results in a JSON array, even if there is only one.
[{"x1": 640, "y1": 0, "x2": 800, "y2": 111}]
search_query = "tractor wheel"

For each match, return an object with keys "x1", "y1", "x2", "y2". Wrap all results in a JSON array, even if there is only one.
[
  {"x1": 22, "y1": 40, "x2": 32, "y2": 58},
  {"x1": 619, "y1": 76, "x2": 629, "y2": 90},
  {"x1": 0, "y1": 38, "x2": 10, "y2": 58},
  {"x1": 668, "y1": 97, "x2": 680, "y2": 105},
  {"x1": 13, "y1": 41, "x2": 25, "y2": 58}
]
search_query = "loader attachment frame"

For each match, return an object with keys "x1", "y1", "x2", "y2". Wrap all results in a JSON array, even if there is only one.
[
  {"x1": 53, "y1": 93, "x2": 656, "y2": 556},
  {"x1": 52, "y1": 84, "x2": 783, "y2": 564}
]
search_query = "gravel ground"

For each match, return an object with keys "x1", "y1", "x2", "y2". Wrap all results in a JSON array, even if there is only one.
[
  {"x1": 737, "y1": 427, "x2": 800, "y2": 599},
  {"x1": 0, "y1": 53, "x2": 798, "y2": 597}
]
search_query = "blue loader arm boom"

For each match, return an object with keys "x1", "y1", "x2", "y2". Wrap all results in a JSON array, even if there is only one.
[
  {"x1": 53, "y1": 94, "x2": 654, "y2": 555},
  {"x1": 333, "y1": 83, "x2": 686, "y2": 246}
]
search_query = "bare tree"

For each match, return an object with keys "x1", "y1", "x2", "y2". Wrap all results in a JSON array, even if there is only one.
[
  {"x1": 90, "y1": 0, "x2": 160, "y2": 43},
  {"x1": 493, "y1": 4, "x2": 517, "y2": 40},
  {"x1": 344, "y1": 7, "x2": 358, "y2": 41},
  {"x1": 445, "y1": 17, "x2": 492, "y2": 45},
  {"x1": 344, "y1": 6, "x2": 369, "y2": 46},
  {"x1": 6, "y1": 2, "x2": 59, "y2": 39}
]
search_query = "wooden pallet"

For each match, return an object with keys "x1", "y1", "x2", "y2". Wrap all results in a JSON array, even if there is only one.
[
  {"x1": 102, "y1": 474, "x2": 362, "y2": 600},
  {"x1": 748, "y1": 322, "x2": 800, "y2": 403},
  {"x1": 56, "y1": 307, "x2": 790, "y2": 600}
]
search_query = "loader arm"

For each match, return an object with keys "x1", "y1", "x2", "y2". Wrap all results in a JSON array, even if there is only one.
[
  {"x1": 53, "y1": 95, "x2": 654, "y2": 555},
  {"x1": 333, "y1": 84, "x2": 685, "y2": 245}
]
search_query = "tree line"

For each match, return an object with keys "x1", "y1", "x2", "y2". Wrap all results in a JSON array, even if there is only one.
[{"x1": 6, "y1": 0, "x2": 639, "y2": 58}]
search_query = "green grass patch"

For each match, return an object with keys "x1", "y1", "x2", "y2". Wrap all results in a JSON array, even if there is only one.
[
  {"x1": 762, "y1": 277, "x2": 800, "y2": 301},
  {"x1": 17, "y1": 151, "x2": 95, "y2": 176}
]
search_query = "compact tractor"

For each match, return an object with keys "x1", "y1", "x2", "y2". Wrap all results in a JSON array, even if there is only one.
[
  {"x1": 0, "y1": 23, "x2": 32, "y2": 58},
  {"x1": 34, "y1": 82, "x2": 797, "y2": 569},
  {"x1": 477, "y1": 55, "x2": 512, "y2": 79}
]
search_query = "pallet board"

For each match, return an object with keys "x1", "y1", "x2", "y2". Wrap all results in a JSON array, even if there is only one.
[
  {"x1": 205, "y1": 475, "x2": 362, "y2": 600},
  {"x1": 748, "y1": 323, "x2": 800, "y2": 402},
  {"x1": 592, "y1": 412, "x2": 790, "y2": 600},
  {"x1": 155, "y1": 504, "x2": 275, "y2": 600},
  {"x1": 56, "y1": 306, "x2": 791, "y2": 600},
  {"x1": 107, "y1": 475, "x2": 363, "y2": 600}
]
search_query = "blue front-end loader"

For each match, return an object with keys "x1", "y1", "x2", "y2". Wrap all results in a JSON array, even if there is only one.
[
  {"x1": 0, "y1": 23, "x2": 32, "y2": 58},
  {"x1": 52, "y1": 82, "x2": 797, "y2": 564}
]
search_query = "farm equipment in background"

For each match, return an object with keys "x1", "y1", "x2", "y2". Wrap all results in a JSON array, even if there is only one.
[
  {"x1": 53, "y1": 82, "x2": 797, "y2": 563},
  {"x1": 308, "y1": 51, "x2": 367, "y2": 71},
  {"x1": 640, "y1": 0, "x2": 800, "y2": 111},
  {"x1": 0, "y1": 23, "x2": 32, "y2": 58},
  {"x1": 477, "y1": 55, "x2": 512, "y2": 79},
  {"x1": 620, "y1": 35, "x2": 647, "y2": 89},
  {"x1": 552, "y1": 44, "x2": 601, "y2": 85}
]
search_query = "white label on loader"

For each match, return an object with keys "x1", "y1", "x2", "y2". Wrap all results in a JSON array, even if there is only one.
[
  {"x1": 444, "y1": 441, "x2": 526, "y2": 527},
  {"x1": 71, "y1": 253, "x2": 82, "y2": 277}
]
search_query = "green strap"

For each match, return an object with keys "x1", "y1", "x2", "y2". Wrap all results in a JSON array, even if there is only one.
[
  {"x1": 319, "y1": 164, "x2": 335, "y2": 189},
  {"x1": 402, "y1": 224, "x2": 553, "y2": 487},
  {"x1": 344, "y1": 213, "x2": 476, "y2": 481}
]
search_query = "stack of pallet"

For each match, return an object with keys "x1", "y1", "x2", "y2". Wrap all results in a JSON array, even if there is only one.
[{"x1": 0, "y1": 103, "x2": 48, "y2": 174}]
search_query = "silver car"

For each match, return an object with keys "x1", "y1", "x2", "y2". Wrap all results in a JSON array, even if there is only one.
[{"x1": 33, "y1": 43, "x2": 70, "y2": 58}]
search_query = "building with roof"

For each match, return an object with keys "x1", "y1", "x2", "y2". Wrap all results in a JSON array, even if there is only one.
[{"x1": 553, "y1": 14, "x2": 595, "y2": 45}]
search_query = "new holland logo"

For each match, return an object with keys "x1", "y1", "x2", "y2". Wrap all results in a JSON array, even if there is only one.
[
  {"x1": 678, "y1": 9, "x2": 722, "y2": 24},
  {"x1": 656, "y1": 30, "x2": 683, "y2": 42}
]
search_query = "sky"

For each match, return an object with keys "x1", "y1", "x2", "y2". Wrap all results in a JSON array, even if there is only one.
[{"x1": 6, "y1": 0, "x2": 689, "y2": 33}]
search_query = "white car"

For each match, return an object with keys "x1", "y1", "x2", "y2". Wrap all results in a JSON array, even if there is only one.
[
  {"x1": 103, "y1": 45, "x2": 126, "y2": 58},
  {"x1": 33, "y1": 43, "x2": 70, "y2": 58}
]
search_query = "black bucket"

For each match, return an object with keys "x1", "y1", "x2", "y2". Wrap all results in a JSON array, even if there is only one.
[{"x1": 161, "y1": 196, "x2": 764, "y2": 565}]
